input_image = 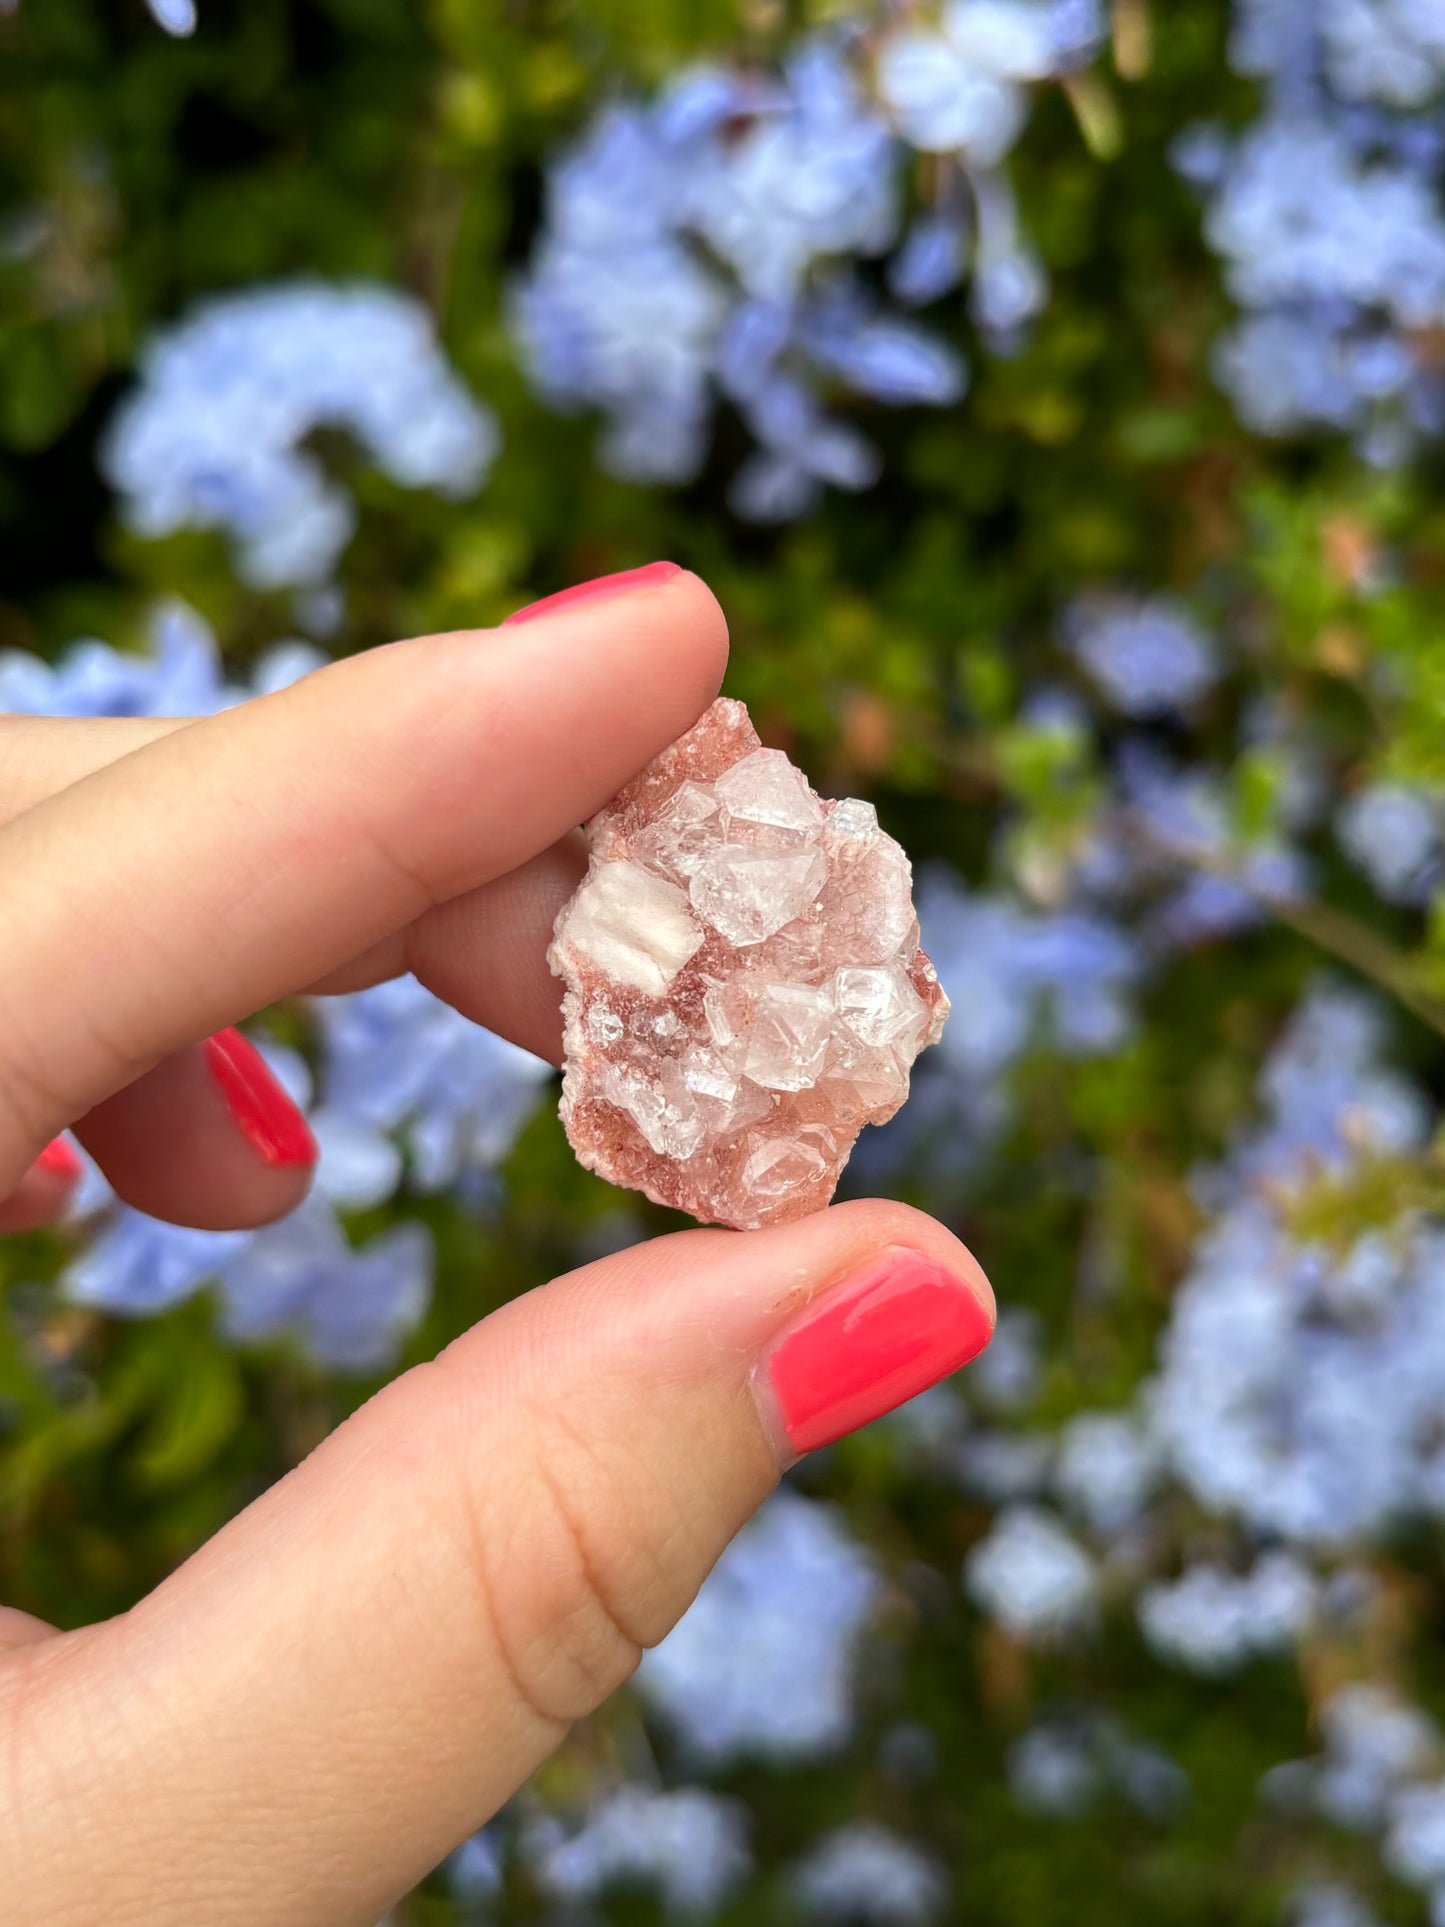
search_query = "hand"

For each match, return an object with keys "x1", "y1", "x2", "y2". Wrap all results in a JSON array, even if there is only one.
[{"x1": 0, "y1": 567, "x2": 994, "y2": 1927}]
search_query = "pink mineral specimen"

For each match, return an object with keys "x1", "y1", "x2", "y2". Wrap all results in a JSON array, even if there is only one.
[{"x1": 547, "y1": 698, "x2": 949, "y2": 1230}]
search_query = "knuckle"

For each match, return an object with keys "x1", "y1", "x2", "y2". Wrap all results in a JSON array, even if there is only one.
[
  {"x1": 348, "y1": 812, "x2": 448, "y2": 924},
  {"x1": 458, "y1": 1408, "x2": 687, "y2": 1730}
]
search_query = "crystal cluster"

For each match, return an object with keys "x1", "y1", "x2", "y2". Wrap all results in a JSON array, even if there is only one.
[{"x1": 548, "y1": 699, "x2": 948, "y2": 1230}]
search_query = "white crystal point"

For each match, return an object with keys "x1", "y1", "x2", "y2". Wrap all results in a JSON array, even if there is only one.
[
  {"x1": 835, "y1": 964, "x2": 928, "y2": 1050},
  {"x1": 682, "y1": 1043, "x2": 775, "y2": 1135},
  {"x1": 741, "y1": 1128, "x2": 836, "y2": 1204},
  {"x1": 823, "y1": 1035, "x2": 911, "y2": 1113},
  {"x1": 562, "y1": 860, "x2": 704, "y2": 995},
  {"x1": 826, "y1": 796, "x2": 879, "y2": 843},
  {"x1": 689, "y1": 845, "x2": 828, "y2": 945},
  {"x1": 549, "y1": 698, "x2": 949, "y2": 1230},
  {"x1": 714, "y1": 748, "x2": 826, "y2": 834},
  {"x1": 597, "y1": 1059, "x2": 705, "y2": 1159},
  {"x1": 821, "y1": 826, "x2": 917, "y2": 963},
  {"x1": 633, "y1": 781, "x2": 721, "y2": 882},
  {"x1": 743, "y1": 981, "x2": 835, "y2": 1091}
]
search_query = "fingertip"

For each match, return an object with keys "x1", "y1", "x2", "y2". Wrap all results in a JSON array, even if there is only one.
[
  {"x1": 495, "y1": 1195, "x2": 994, "y2": 1401},
  {"x1": 671, "y1": 567, "x2": 731, "y2": 693},
  {"x1": 487, "y1": 562, "x2": 729, "y2": 724},
  {"x1": 500, "y1": 560, "x2": 684, "y2": 628},
  {"x1": 749, "y1": 1236, "x2": 996, "y2": 1463},
  {"x1": 807, "y1": 1196, "x2": 997, "y2": 1330},
  {"x1": 34, "y1": 1135, "x2": 83, "y2": 1183},
  {"x1": 201, "y1": 1030, "x2": 317, "y2": 1170},
  {"x1": 76, "y1": 1040, "x2": 318, "y2": 1232}
]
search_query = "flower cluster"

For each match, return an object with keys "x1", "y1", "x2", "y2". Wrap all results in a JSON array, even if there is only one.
[
  {"x1": 525, "y1": 1788, "x2": 752, "y2": 1918},
  {"x1": 513, "y1": 5, "x2": 1102, "y2": 519},
  {"x1": 1062, "y1": 594, "x2": 1219, "y2": 719},
  {"x1": 1139, "y1": 1552, "x2": 1317, "y2": 1675},
  {"x1": 1009, "y1": 1715, "x2": 1189, "y2": 1820},
  {"x1": 790, "y1": 1822, "x2": 946, "y2": 1925},
  {"x1": 1184, "y1": 0, "x2": 1445, "y2": 461},
  {"x1": 636, "y1": 1488, "x2": 881, "y2": 1761},
  {"x1": 450, "y1": 1785, "x2": 949, "y2": 1923},
  {"x1": 103, "y1": 283, "x2": 499, "y2": 588},
  {"x1": 964, "y1": 1503, "x2": 1098, "y2": 1637}
]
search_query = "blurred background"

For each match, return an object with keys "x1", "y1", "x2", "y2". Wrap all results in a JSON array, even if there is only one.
[{"x1": 6, "y1": 0, "x2": 1445, "y2": 1921}]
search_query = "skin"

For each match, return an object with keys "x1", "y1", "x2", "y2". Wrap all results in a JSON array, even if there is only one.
[{"x1": 0, "y1": 572, "x2": 993, "y2": 1926}]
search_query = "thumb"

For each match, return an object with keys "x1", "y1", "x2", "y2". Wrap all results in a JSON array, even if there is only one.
[{"x1": 3, "y1": 1200, "x2": 992, "y2": 1927}]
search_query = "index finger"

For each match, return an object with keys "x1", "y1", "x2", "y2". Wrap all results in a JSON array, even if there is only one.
[{"x1": 0, "y1": 568, "x2": 727, "y2": 1183}]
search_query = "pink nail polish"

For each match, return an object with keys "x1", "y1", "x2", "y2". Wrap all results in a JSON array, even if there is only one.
[
  {"x1": 754, "y1": 1246, "x2": 994, "y2": 1459},
  {"x1": 203, "y1": 1030, "x2": 316, "y2": 1169},
  {"x1": 501, "y1": 561, "x2": 683, "y2": 627},
  {"x1": 33, "y1": 1137, "x2": 82, "y2": 1184}
]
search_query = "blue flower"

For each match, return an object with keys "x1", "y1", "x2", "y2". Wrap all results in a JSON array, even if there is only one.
[
  {"x1": 968, "y1": 164, "x2": 1050, "y2": 339},
  {"x1": 217, "y1": 1197, "x2": 431, "y2": 1373},
  {"x1": 1064, "y1": 594, "x2": 1219, "y2": 717},
  {"x1": 1145, "y1": 986, "x2": 1445, "y2": 1548},
  {"x1": 1139, "y1": 1553, "x2": 1317, "y2": 1674},
  {"x1": 801, "y1": 285, "x2": 968, "y2": 404},
  {"x1": 1009, "y1": 1723, "x2": 1100, "y2": 1816},
  {"x1": 444, "y1": 1825, "x2": 504, "y2": 1901},
  {"x1": 0, "y1": 599, "x2": 231, "y2": 718},
  {"x1": 967, "y1": 1306, "x2": 1044, "y2": 1411},
  {"x1": 790, "y1": 1823, "x2": 946, "y2": 1926},
  {"x1": 920, "y1": 871, "x2": 1139, "y2": 1080},
  {"x1": 513, "y1": 18, "x2": 1068, "y2": 517},
  {"x1": 876, "y1": 4, "x2": 1057, "y2": 163},
  {"x1": 1054, "y1": 1411, "x2": 1159, "y2": 1531},
  {"x1": 964, "y1": 1505, "x2": 1098, "y2": 1639},
  {"x1": 104, "y1": 282, "x2": 499, "y2": 587},
  {"x1": 1314, "y1": 1685, "x2": 1438, "y2": 1827},
  {"x1": 1322, "y1": 0, "x2": 1445, "y2": 108},
  {"x1": 1189, "y1": 33, "x2": 1445, "y2": 462},
  {"x1": 529, "y1": 1788, "x2": 751, "y2": 1918},
  {"x1": 1337, "y1": 781, "x2": 1442, "y2": 903},
  {"x1": 1288, "y1": 1884, "x2": 1385, "y2": 1927},
  {"x1": 146, "y1": 0, "x2": 196, "y2": 32},
  {"x1": 513, "y1": 108, "x2": 726, "y2": 486},
  {"x1": 1101, "y1": 744, "x2": 1310, "y2": 945},
  {"x1": 683, "y1": 41, "x2": 899, "y2": 303},
  {"x1": 889, "y1": 208, "x2": 972, "y2": 304},
  {"x1": 312, "y1": 976, "x2": 553, "y2": 1193},
  {"x1": 637, "y1": 1489, "x2": 880, "y2": 1761},
  {"x1": 1386, "y1": 1782, "x2": 1445, "y2": 1889},
  {"x1": 65, "y1": 1210, "x2": 248, "y2": 1316},
  {"x1": 1010, "y1": 1716, "x2": 1189, "y2": 1819}
]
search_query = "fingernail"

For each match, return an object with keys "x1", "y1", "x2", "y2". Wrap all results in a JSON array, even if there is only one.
[
  {"x1": 33, "y1": 1136, "x2": 82, "y2": 1183},
  {"x1": 203, "y1": 1029, "x2": 316, "y2": 1168},
  {"x1": 502, "y1": 561, "x2": 683, "y2": 627},
  {"x1": 752, "y1": 1246, "x2": 994, "y2": 1461}
]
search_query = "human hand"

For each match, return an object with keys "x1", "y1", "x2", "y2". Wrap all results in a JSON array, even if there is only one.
[{"x1": 0, "y1": 565, "x2": 994, "y2": 1926}]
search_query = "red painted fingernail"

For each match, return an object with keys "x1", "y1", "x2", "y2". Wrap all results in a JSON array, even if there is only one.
[
  {"x1": 501, "y1": 561, "x2": 683, "y2": 627},
  {"x1": 33, "y1": 1136, "x2": 83, "y2": 1183},
  {"x1": 753, "y1": 1246, "x2": 994, "y2": 1460},
  {"x1": 202, "y1": 1029, "x2": 316, "y2": 1168}
]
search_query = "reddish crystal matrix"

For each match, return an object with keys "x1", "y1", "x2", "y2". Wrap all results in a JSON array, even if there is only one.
[{"x1": 548, "y1": 698, "x2": 949, "y2": 1230}]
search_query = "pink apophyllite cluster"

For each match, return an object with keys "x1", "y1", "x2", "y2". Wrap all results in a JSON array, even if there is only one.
[{"x1": 548, "y1": 698, "x2": 950, "y2": 1230}]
